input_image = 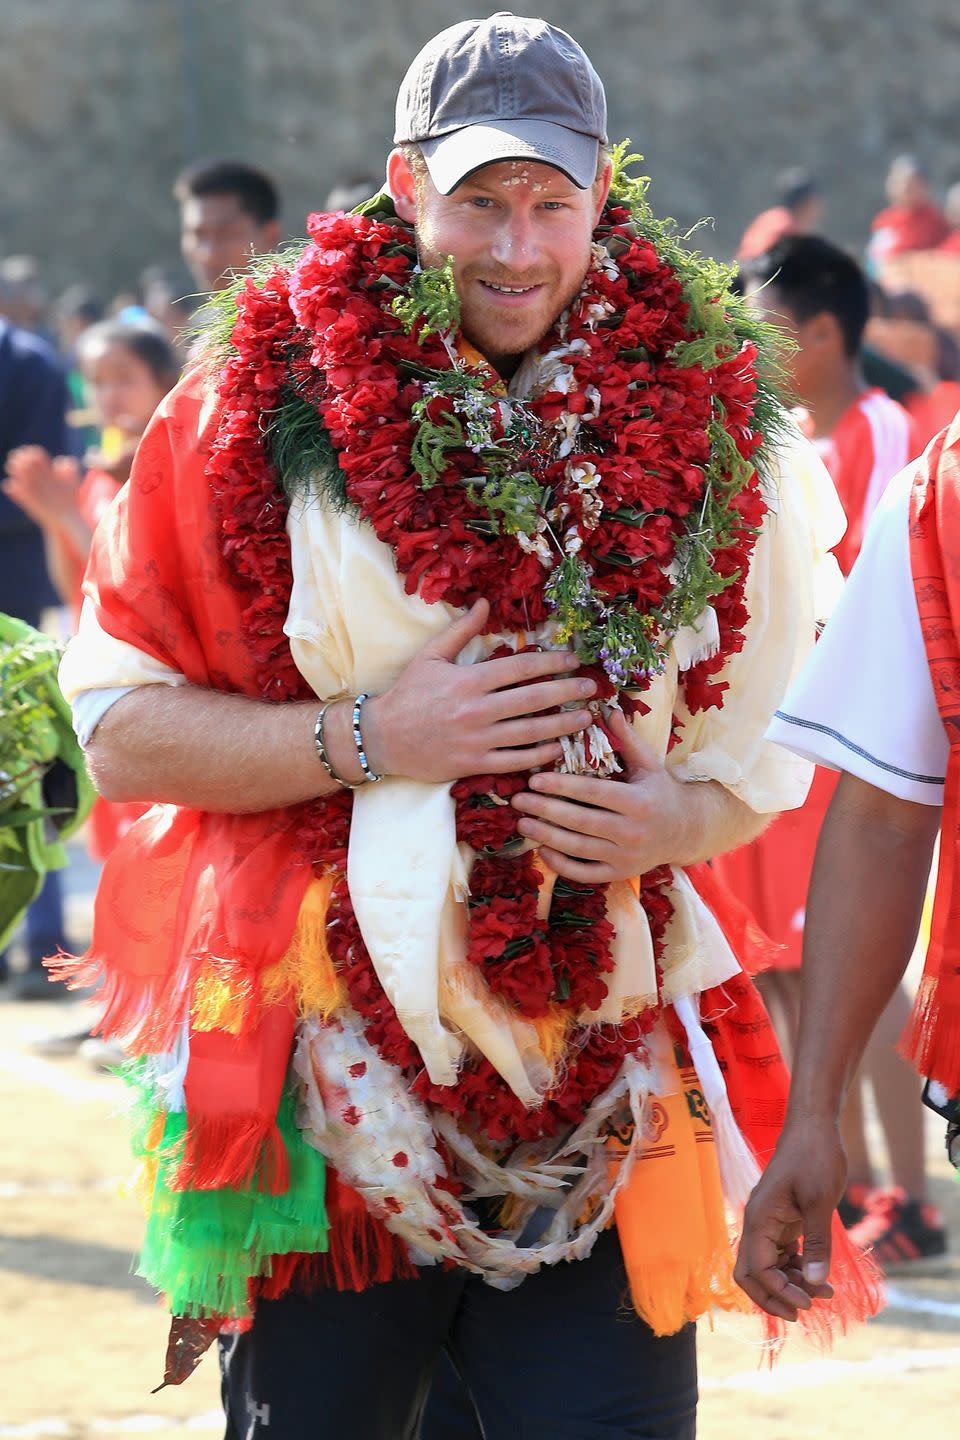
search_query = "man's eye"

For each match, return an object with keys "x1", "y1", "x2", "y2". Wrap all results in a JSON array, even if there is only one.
[
  {"x1": 469, "y1": 197, "x2": 494, "y2": 209},
  {"x1": 541, "y1": 201, "x2": 565, "y2": 211}
]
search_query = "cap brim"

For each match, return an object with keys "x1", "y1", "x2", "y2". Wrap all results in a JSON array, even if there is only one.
[{"x1": 419, "y1": 120, "x2": 599, "y2": 195}]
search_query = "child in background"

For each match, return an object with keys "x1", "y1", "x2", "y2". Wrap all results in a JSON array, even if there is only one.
[
  {"x1": 3, "y1": 316, "x2": 179, "y2": 857},
  {"x1": 4, "y1": 316, "x2": 179, "y2": 615}
]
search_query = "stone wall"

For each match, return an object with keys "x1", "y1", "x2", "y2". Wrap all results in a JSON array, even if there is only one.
[{"x1": 2, "y1": 0, "x2": 959, "y2": 300}]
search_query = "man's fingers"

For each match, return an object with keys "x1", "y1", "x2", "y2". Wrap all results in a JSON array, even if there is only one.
[
  {"x1": 527, "y1": 769, "x2": 631, "y2": 810},
  {"x1": 735, "y1": 1270, "x2": 801, "y2": 1323},
  {"x1": 800, "y1": 1206, "x2": 834, "y2": 1287},
  {"x1": 486, "y1": 675, "x2": 595, "y2": 720},
  {"x1": 608, "y1": 706, "x2": 660, "y2": 777},
  {"x1": 515, "y1": 817, "x2": 612, "y2": 862},
  {"x1": 783, "y1": 1264, "x2": 834, "y2": 1301},
  {"x1": 735, "y1": 1237, "x2": 812, "y2": 1320},
  {"x1": 479, "y1": 647, "x2": 582, "y2": 691},
  {"x1": 513, "y1": 790, "x2": 622, "y2": 841},
  {"x1": 535, "y1": 847, "x2": 613, "y2": 883},
  {"x1": 425, "y1": 599, "x2": 490, "y2": 662},
  {"x1": 479, "y1": 743, "x2": 565, "y2": 773},
  {"x1": 492, "y1": 709, "x2": 592, "y2": 748}
]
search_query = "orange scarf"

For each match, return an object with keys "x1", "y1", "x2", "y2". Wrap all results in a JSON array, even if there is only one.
[{"x1": 902, "y1": 413, "x2": 960, "y2": 1090}]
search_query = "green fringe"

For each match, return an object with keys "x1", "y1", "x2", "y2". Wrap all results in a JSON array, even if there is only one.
[
  {"x1": 129, "y1": 1073, "x2": 327, "y2": 1319},
  {"x1": 263, "y1": 387, "x2": 349, "y2": 511},
  {"x1": 391, "y1": 255, "x2": 460, "y2": 341}
]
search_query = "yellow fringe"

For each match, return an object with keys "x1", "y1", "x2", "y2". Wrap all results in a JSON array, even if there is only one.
[
  {"x1": 262, "y1": 873, "x2": 346, "y2": 1020},
  {"x1": 531, "y1": 1004, "x2": 574, "y2": 1073},
  {"x1": 130, "y1": 1109, "x2": 166, "y2": 1212},
  {"x1": 191, "y1": 959, "x2": 254, "y2": 1035},
  {"x1": 190, "y1": 874, "x2": 344, "y2": 1033}
]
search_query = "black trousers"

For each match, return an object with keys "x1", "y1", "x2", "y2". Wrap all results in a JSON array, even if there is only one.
[{"x1": 220, "y1": 1229, "x2": 697, "y2": 1439}]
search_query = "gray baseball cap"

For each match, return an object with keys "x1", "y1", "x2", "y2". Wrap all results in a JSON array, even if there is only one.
[{"x1": 394, "y1": 13, "x2": 608, "y2": 195}]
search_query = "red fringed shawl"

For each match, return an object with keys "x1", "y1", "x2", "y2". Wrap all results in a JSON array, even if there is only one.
[
  {"x1": 54, "y1": 377, "x2": 309, "y2": 1192},
  {"x1": 904, "y1": 412, "x2": 960, "y2": 1090}
]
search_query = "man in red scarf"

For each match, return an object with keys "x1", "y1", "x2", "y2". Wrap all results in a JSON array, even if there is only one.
[
  {"x1": 56, "y1": 15, "x2": 878, "y2": 1437},
  {"x1": 736, "y1": 412, "x2": 960, "y2": 1319}
]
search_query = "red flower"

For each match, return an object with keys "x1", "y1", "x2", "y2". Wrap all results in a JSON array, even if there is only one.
[{"x1": 205, "y1": 196, "x2": 774, "y2": 1155}]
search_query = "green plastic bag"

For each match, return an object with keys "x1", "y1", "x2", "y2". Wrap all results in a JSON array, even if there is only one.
[{"x1": 0, "y1": 613, "x2": 95, "y2": 952}]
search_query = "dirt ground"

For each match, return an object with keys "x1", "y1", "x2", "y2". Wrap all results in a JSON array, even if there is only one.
[{"x1": 2, "y1": 850, "x2": 958, "y2": 1439}]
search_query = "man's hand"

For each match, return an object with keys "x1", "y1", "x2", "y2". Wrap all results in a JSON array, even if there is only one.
[
  {"x1": 509, "y1": 708, "x2": 701, "y2": 881},
  {"x1": 734, "y1": 1117, "x2": 844, "y2": 1321},
  {"x1": 362, "y1": 598, "x2": 597, "y2": 784}
]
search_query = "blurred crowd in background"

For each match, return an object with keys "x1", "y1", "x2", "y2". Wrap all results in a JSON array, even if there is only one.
[{"x1": 2, "y1": 145, "x2": 960, "y2": 1271}]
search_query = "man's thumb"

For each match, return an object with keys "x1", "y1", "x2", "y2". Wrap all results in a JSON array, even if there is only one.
[
  {"x1": 426, "y1": 598, "x2": 490, "y2": 662},
  {"x1": 801, "y1": 1206, "x2": 833, "y2": 1286},
  {"x1": 609, "y1": 706, "x2": 658, "y2": 775}
]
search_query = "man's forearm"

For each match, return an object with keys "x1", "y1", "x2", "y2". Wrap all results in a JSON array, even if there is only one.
[
  {"x1": 787, "y1": 772, "x2": 939, "y2": 1121},
  {"x1": 86, "y1": 685, "x2": 353, "y2": 812},
  {"x1": 673, "y1": 779, "x2": 770, "y2": 867}
]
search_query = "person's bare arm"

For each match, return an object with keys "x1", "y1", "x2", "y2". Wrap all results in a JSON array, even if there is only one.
[
  {"x1": 3, "y1": 448, "x2": 93, "y2": 604},
  {"x1": 735, "y1": 771, "x2": 939, "y2": 1319},
  {"x1": 87, "y1": 599, "x2": 598, "y2": 811}
]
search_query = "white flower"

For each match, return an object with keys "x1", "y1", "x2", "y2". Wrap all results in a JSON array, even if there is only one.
[
  {"x1": 566, "y1": 460, "x2": 600, "y2": 492},
  {"x1": 516, "y1": 520, "x2": 554, "y2": 567}
]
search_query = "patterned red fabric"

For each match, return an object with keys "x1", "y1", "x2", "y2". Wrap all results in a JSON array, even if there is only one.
[{"x1": 903, "y1": 414, "x2": 960, "y2": 1089}]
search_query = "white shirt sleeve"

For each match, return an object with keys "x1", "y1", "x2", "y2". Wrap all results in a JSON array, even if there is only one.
[
  {"x1": 59, "y1": 597, "x2": 187, "y2": 746},
  {"x1": 767, "y1": 467, "x2": 948, "y2": 806},
  {"x1": 71, "y1": 686, "x2": 138, "y2": 747}
]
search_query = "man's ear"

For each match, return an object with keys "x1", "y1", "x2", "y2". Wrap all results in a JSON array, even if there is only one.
[
  {"x1": 388, "y1": 149, "x2": 417, "y2": 223},
  {"x1": 592, "y1": 159, "x2": 613, "y2": 225},
  {"x1": 805, "y1": 310, "x2": 842, "y2": 354},
  {"x1": 260, "y1": 220, "x2": 283, "y2": 250}
]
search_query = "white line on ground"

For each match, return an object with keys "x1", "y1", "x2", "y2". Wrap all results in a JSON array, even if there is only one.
[
  {"x1": 0, "y1": 1418, "x2": 224, "y2": 1438},
  {"x1": 884, "y1": 1283, "x2": 960, "y2": 1321},
  {"x1": 0, "y1": 1049, "x2": 115, "y2": 1104},
  {"x1": 700, "y1": 1344, "x2": 960, "y2": 1392},
  {"x1": 0, "y1": 1178, "x2": 122, "y2": 1199}
]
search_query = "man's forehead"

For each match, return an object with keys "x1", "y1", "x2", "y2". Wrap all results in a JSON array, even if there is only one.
[
  {"x1": 746, "y1": 280, "x2": 791, "y2": 323},
  {"x1": 182, "y1": 193, "x2": 250, "y2": 222},
  {"x1": 455, "y1": 159, "x2": 580, "y2": 194}
]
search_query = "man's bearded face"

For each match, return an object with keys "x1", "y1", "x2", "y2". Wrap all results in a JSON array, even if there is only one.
[{"x1": 411, "y1": 159, "x2": 609, "y2": 375}]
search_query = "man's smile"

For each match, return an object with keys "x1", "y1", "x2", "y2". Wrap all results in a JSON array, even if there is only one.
[{"x1": 476, "y1": 278, "x2": 547, "y2": 305}]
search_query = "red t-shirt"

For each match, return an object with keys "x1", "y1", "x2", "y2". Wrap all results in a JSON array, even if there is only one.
[
  {"x1": 800, "y1": 388, "x2": 917, "y2": 575},
  {"x1": 736, "y1": 206, "x2": 796, "y2": 261},
  {"x1": 871, "y1": 202, "x2": 949, "y2": 257}
]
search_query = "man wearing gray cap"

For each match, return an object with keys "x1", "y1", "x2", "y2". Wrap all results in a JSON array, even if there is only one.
[{"x1": 57, "y1": 12, "x2": 853, "y2": 1438}]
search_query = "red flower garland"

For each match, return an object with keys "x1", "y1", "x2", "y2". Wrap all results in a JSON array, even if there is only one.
[{"x1": 205, "y1": 202, "x2": 769, "y2": 1150}]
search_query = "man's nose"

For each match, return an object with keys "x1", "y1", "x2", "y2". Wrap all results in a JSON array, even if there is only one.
[{"x1": 489, "y1": 212, "x2": 538, "y2": 268}]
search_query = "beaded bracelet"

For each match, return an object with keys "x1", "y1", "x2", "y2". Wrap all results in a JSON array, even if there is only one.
[
  {"x1": 351, "y1": 692, "x2": 383, "y2": 783},
  {"x1": 313, "y1": 702, "x2": 363, "y2": 790}
]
